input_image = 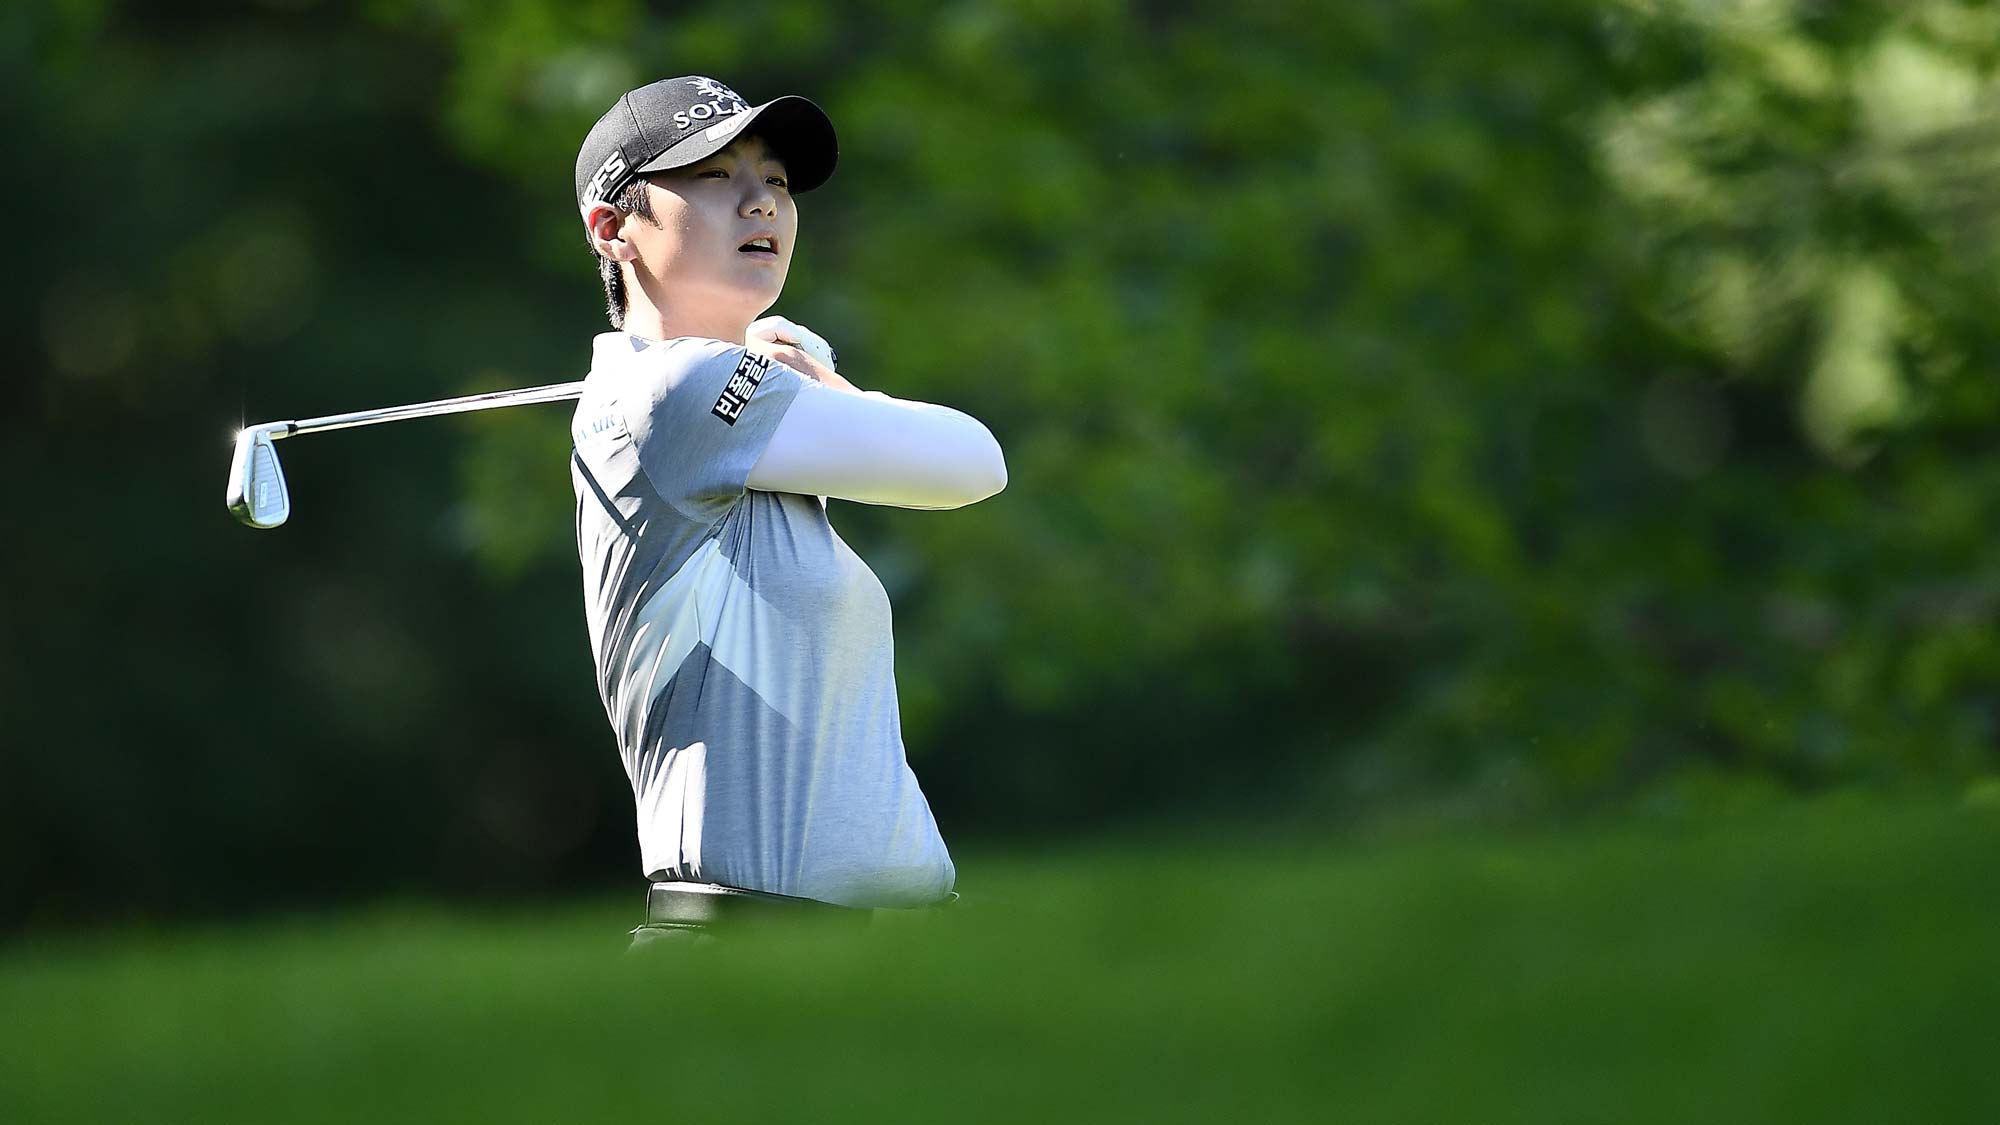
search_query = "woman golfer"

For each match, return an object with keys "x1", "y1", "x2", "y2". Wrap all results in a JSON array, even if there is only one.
[{"x1": 568, "y1": 76, "x2": 1004, "y2": 942}]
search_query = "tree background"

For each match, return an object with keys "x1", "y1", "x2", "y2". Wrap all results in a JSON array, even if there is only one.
[{"x1": 5, "y1": 0, "x2": 1998, "y2": 930}]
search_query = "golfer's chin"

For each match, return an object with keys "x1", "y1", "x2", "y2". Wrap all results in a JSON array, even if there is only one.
[{"x1": 721, "y1": 267, "x2": 788, "y2": 318}]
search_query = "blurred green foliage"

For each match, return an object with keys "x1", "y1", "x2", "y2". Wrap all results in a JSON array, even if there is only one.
[
  {"x1": 3, "y1": 798, "x2": 1997, "y2": 1121},
  {"x1": 3, "y1": 0, "x2": 1999, "y2": 925}
]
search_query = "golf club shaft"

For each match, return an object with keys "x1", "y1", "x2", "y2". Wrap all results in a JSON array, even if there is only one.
[{"x1": 268, "y1": 381, "x2": 585, "y2": 440}]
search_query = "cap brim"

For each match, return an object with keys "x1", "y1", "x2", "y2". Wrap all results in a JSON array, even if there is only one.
[{"x1": 631, "y1": 95, "x2": 838, "y2": 194}]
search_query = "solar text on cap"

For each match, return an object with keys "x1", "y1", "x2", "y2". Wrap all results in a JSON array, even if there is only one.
[{"x1": 674, "y1": 77, "x2": 751, "y2": 130}]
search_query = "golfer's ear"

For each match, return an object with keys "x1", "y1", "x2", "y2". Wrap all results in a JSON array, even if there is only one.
[{"x1": 584, "y1": 203, "x2": 635, "y2": 262}]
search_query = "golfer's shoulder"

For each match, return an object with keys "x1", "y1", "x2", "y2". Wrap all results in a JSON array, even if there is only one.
[
  {"x1": 593, "y1": 334, "x2": 743, "y2": 393},
  {"x1": 647, "y1": 336, "x2": 746, "y2": 388}
]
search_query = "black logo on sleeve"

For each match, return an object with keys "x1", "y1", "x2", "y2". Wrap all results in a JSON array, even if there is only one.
[{"x1": 711, "y1": 352, "x2": 772, "y2": 425}]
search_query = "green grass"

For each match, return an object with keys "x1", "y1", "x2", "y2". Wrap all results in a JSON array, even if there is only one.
[{"x1": 2, "y1": 797, "x2": 1996, "y2": 1123}]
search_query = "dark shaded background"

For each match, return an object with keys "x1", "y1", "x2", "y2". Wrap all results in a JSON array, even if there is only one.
[{"x1": 5, "y1": 0, "x2": 1998, "y2": 931}]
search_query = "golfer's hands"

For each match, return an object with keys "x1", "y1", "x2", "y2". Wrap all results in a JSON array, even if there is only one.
[{"x1": 748, "y1": 316, "x2": 860, "y2": 395}]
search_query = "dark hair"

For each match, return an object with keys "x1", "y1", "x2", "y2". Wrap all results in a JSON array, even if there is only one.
[{"x1": 592, "y1": 178, "x2": 657, "y2": 329}]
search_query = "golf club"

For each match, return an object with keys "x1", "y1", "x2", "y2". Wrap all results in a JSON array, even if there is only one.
[{"x1": 226, "y1": 380, "x2": 584, "y2": 528}]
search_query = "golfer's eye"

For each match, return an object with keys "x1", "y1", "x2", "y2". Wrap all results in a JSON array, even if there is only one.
[
  {"x1": 698, "y1": 168, "x2": 728, "y2": 179},
  {"x1": 767, "y1": 175, "x2": 789, "y2": 190}
]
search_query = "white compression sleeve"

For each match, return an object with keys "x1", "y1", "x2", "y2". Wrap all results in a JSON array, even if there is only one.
[{"x1": 745, "y1": 380, "x2": 1008, "y2": 510}]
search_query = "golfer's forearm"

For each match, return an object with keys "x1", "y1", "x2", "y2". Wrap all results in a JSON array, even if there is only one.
[{"x1": 747, "y1": 383, "x2": 1007, "y2": 509}]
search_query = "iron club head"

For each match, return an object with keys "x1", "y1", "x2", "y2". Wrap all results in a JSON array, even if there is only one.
[
  {"x1": 223, "y1": 378, "x2": 583, "y2": 529},
  {"x1": 226, "y1": 425, "x2": 292, "y2": 528}
]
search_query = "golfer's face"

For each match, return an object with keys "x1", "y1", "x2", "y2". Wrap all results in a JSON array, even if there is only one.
[{"x1": 640, "y1": 134, "x2": 796, "y2": 318}]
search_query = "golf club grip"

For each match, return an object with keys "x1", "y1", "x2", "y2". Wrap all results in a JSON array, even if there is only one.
[{"x1": 280, "y1": 381, "x2": 587, "y2": 438}]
